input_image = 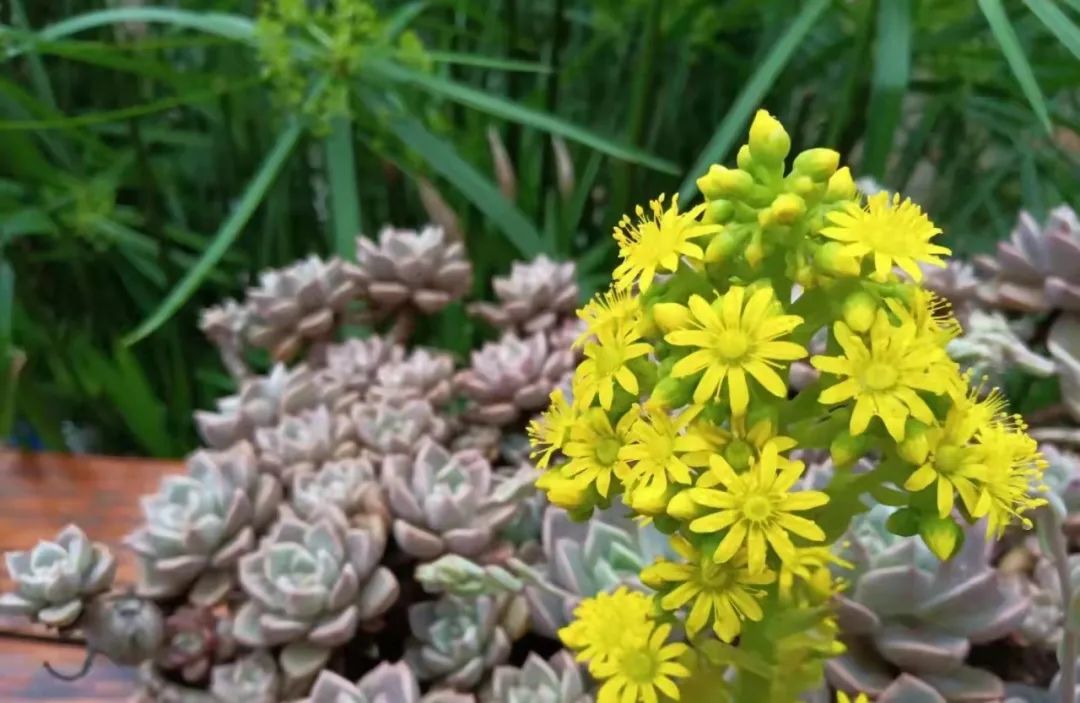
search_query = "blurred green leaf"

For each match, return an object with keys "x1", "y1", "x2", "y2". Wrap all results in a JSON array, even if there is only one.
[
  {"x1": 978, "y1": 0, "x2": 1053, "y2": 133},
  {"x1": 325, "y1": 117, "x2": 362, "y2": 259},
  {"x1": 1024, "y1": 0, "x2": 1080, "y2": 61},
  {"x1": 863, "y1": 0, "x2": 912, "y2": 178},
  {"x1": 678, "y1": 0, "x2": 831, "y2": 200},
  {"x1": 124, "y1": 120, "x2": 303, "y2": 345}
]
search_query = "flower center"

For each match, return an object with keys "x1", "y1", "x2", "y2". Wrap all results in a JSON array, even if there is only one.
[
  {"x1": 716, "y1": 332, "x2": 750, "y2": 360},
  {"x1": 594, "y1": 345, "x2": 625, "y2": 375},
  {"x1": 621, "y1": 648, "x2": 660, "y2": 684},
  {"x1": 724, "y1": 439, "x2": 754, "y2": 471},
  {"x1": 862, "y1": 362, "x2": 898, "y2": 391},
  {"x1": 742, "y1": 494, "x2": 773, "y2": 522},
  {"x1": 595, "y1": 437, "x2": 622, "y2": 466},
  {"x1": 699, "y1": 561, "x2": 735, "y2": 591},
  {"x1": 935, "y1": 444, "x2": 965, "y2": 475}
]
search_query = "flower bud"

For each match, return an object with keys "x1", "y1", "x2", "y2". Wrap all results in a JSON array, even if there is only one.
[
  {"x1": 699, "y1": 165, "x2": 754, "y2": 199},
  {"x1": 650, "y1": 376, "x2": 694, "y2": 410},
  {"x1": 748, "y1": 110, "x2": 791, "y2": 165},
  {"x1": 814, "y1": 242, "x2": 860, "y2": 277},
  {"x1": 736, "y1": 144, "x2": 754, "y2": 171},
  {"x1": 842, "y1": 291, "x2": 878, "y2": 333},
  {"x1": 703, "y1": 199, "x2": 734, "y2": 224},
  {"x1": 829, "y1": 430, "x2": 866, "y2": 469},
  {"x1": 788, "y1": 174, "x2": 817, "y2": 197},
  {"x1": 666, "y1": 490, "x2": 703, "y2": 521},
  {"x1": 745, "y1": 231, "x2": 765, "y2": 268},
  {"x1": 825, "y1": 166, "x2": 857, "y2": 201},
  {"x1": 630, "y1": 484, "x2": 671, "y2": 516},
  {"x1": 769, "y1": 193, "x2": 806, "y2": 226},
  {"x1": 537, "y1": 470, "x2": 589, "y2": 510},
  {"x1": 652, "y1": 302, "x2": 690, "y2": 332},
  {"x1": 705, "y1": 229, "x2": 743, "y2": 264},
  {"x1": 793, "y1": 148, "x2": 840, "y2": 180},
  {"x1": 919, "y1": 515, "x2": 964, "y2": 561},
  {"x1": 898, "y1": 425, "x2": 931, "y2": 465}
]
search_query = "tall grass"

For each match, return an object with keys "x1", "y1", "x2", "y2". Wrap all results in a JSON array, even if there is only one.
[{"x1": 2, "y1": 0, "x2": 1077, "y2": 456}]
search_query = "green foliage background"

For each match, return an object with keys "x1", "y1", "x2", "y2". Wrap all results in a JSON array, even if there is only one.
[{"x1": 1, "y1": 0, "x2": 1078, "y2": 457}]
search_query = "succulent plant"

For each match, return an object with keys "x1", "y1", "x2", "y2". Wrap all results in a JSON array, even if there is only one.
[
  {"x1": 233, "y1": 515, "x2": 399, "y2": 685},
  {"x1": 455, "y1": 333, "x2": 575, "y2": 425},
  {"x1": 828, "y1": 508, "x2": 1030, "y2": 702},
  {"x1": 319, "y1": 336, "x2": 406, "y2": 407},
  {"x1": 405, "y1": 593, "x2": 529, "y2": 690},
  {"x1": 946, "y1": 310, "x2": 1056, "y2": 386},
  {"x1": 353, "y1": 398, "x2": 450, "y2": 459},
  {"x1": 82, "y1": 593, "x2": 165, "y2": 666},
  {"x1": 1014, "y1": 554, "x2": 1080, "y2": 650},
  {"x1": 126, "y1": 441, "x2": 281, "y2": 605},
  {"x1": 1048, "y1": 313, "x2": 1080, "y2": 424},
  {"x1": 133, "y1": 661, "x2": 218, "y2": 703},
  {"x1": 524, "y1": 504, "x2": 671, "y2": 637},
  {"x1": 383, "y1": 439, "x2": 518, "y2": 560},
  {"x1": 352, "y1": 225, "x2": 473, "y2": 316},
  {"x1": 290, "y1": 456, "x2": 385, "y2": 525},
  {"x1": 209, "y1": 650, "x2": 281, "y2": 702},
  {"x1": 975, "y1": 205, "x2": 1080, "y2": 314},
  {"x1": 255, "y1": 405, "x2": 360, "y2": 481},
  {"x1": 158, "y1": 606, "x2": 235, "y2": 683},
  {"x1": 1040, "y1": 445, "x2": 1080, "y2": 543},
  {"x1": 467, "y1": 256, "x2": 579, "y2": 334},
  {"x1": 415, "y1": 554, "x2": 525, "y2": 598},
  {"x1": 367, "y1": 347, "x2": 456, "y2": 408},
  {"x1": 195, "y1": 364, "x2": 319, "y2": 449},
  {"x1": 0, "y1": 524, "x2": 116, "y2": 628},
  {"x1": 482, "y1": 650, "x2": 594, "y2": 703},
  {"x1": 245, "y1": 255, "x2": 361, "y2": 361},
  {"x1": 304, "y1": 660, "x2": 475, "y2": 703},
  {"x1": 199, "y1": 299, "x2": 252, "y2": 380}
]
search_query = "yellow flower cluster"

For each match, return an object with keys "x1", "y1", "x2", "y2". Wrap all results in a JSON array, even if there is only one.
[{"x1": 532, "y1": 110, "x2": 1047, "y2": 702}]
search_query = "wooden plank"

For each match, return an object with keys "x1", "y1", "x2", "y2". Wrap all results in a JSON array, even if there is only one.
[
  {"x1": 0, "y1": 451, "x2": 181, "y2": 637},
  {"x1": 0, "y1": 638, "x2": 136, "y2": 701}
]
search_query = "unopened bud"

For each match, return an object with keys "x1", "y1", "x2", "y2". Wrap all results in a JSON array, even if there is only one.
[
  {"x1": 699, "y1": 165, "x2": 754, "y2": 199},
  {"x1": 770, "y1": 193, "x2": 806, "y2": 225},
  {"x1": 650, "y1": 376, "x2": 694, "y2": 410},
  {"x1": 703, "y1": 199, "x2": 734, "y2": 224},
  {"x1": 736, "y1": 144, "x2": 754, "y2": 171},
  {"x1": 705, "y1": 229, "x2": 742, "y2": 264},
  {"x1": 842, "y1": 291, "x2": 878, "y2": 333},
  {"x1": 920, "y1": 516, "x2": 963, "y2": 561},
  {"x1": 826, "y1": 167, "x2": 857, "y2": 201},
  {"x1": 667, "y1": 490, "x2": 702, "y2": 521},
  {"x1": 745, "y1": 231, "x2": 765, "y2": 268},
  {"x1": 653, "y1": 302, "x2": 690, "y2": 332},
  {"x1": 793, "y1": 148, "x2": 840, "y2": 180},
  {"x1": 829, "y1": 430, "x2": 866, "y2": 469},
  {"x1": 748, "y1": 110, "x2": 791, "y2": 165},
  {"x1": 788, "y1": 174, "x2": 817, "y2": 196},
  {"x1": 898, "y1": 425, "x2": 931, "y2": 465},
  {"x1": 814, "y1": 242, "x2": 860, "y2": 277}
]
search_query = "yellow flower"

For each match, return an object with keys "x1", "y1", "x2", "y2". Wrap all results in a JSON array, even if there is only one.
[
  {"x1": 688, "y1": 441, "x2": 829, "y2": 573},
  {"x1": 536, "y1": 465, "x2": 590, "y2": 510},
  {"x1": 559, "y1": 587, "x2": 655, "y2": 670},
  {"x1": 575, "y1": 324, "x2": 652, "y2": 410},
  {"x1": 812, "y1": 310, "x2": 950, "y2": 441},
  {"x1": 821, "y1": 192, "x2": 950, "y2": 282},
  {"x1": 577, "y1": 286, "x2": 642, "y2": 346},
  {"x1": 902, "y1": 391, "x2": 996, "y2": 518},
  {"x1": 777, "y1": 546, "x2": 850, "y2": 604},
  {"x1": 528, "y1": 388, "x2": 575, "y2": 469},
  {"x1": 972, "y1": 416, "x2": 1047, "y2": 536},
  {"x1": 890, "y1": 290, "x2": 962, "y2": 346},
  {"x1": 641, "y1": 536, "x2": 773, "y2": 641},
  {"x1": 665, "y1": 286, "x2": 805, "y2": 416},
  {"x1": 620, "y1": 405, "x2": 710, "y2": 510},
  {"x1": 686, "y1": 414, "x2": 798, "y2": 475},
  {"x1": 613, "y1": 194, "x2": 721, "y2": 292},
  {"x1": 592, "y1": 622, "x2": 691, "y2": 703},
  {"x1": 563, "y1": 407, "x2": 636, "y2": 498},
  {"x1": 837, "y1": 693, "x2": 869, "y2": 703}
]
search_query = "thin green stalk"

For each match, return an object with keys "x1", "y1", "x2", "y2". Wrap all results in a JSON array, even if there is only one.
[{"x1": 324, "y1": 116, "x2": 362, "y2": 258}]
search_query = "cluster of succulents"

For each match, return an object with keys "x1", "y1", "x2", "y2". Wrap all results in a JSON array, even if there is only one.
[{"x1": 0, "y1": 229, "x2": 610, "y2": 702}]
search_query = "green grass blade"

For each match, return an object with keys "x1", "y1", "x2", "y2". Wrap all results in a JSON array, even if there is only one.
[
  {"x1": 325, "y1": 117, "x2": 362, "y2": 258},
  {"x1": 123, "y1": 121, "x2": 303, "y2": 345},
  {"x1": 978, "y1": 0, "x2": 1053, "y2": 133},
  {"x1": 382, "y1": 1, "x2": 428, "y2": 41},
  {"x1": 386, "y1": 117, "x2": 544, "y2": 256},
  {"x1": 678, "y1": 0, "x2": 831, "y2": 200},
  {"x1": 1025, "y1": 0, "x2": 1080, "y2": 61},
  {"x1": 32, "y1": 7, "x2": 256, "y2": 46},
  {"x1": 862, "y1": 0, "x2": 913, "y2": 178},
  {"x1": 424, "y1": 51, "x2": 552, "y2": 73},
  {"x1": 10, "y1": 0, "x2": 58, "y2": 110},
  {"x1": 368, "y1": 59, "x2": 678, "y2": 174}
]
